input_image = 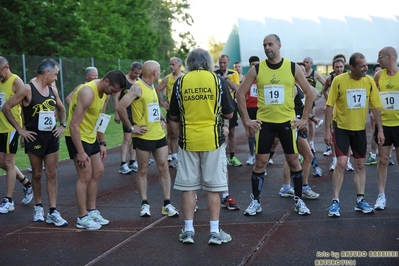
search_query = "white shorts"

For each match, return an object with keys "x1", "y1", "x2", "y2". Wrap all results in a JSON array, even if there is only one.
[{"x1": 173, "y1": 143, "x2": 228, "y2": 192}]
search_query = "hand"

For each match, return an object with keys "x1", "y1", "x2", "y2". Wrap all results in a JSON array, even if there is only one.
[
  {"x1": 18, "y1": 128, "x2": 37, "y2": 143},
  {"x1": 161, "y1": 101, "x2": 169, "y2": 110},
  {"x1": 324, "y1": 131, "x2": 333, "y2": 146},
  {"x1": 99, "y1": 146, "x2": 107, "y2": 162},
  {"x1": 245, "y1": 119, "x2": 262, "y2": 131},
  {"x1": 222, "y1": 126, "x2": 229, "y2": 136},
  {"x1": 52, "y1": 126, "x2": 65, "y2": 138},
  {"x1": 76, "y1": 152, "x2": 90, "y2": 168},
  {"x1": 132, "y1": 124, "x2": 147, "y2": 135},
  {"x1": 291, "y1": 117, "x2": 307, "y2": 130},
  {"x1": 377, "y1": 131, "x2": 385, "y2": 146}
]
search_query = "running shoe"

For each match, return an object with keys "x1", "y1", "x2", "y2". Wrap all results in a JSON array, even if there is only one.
[
  {"x1": 162, "y1": 203, "x2": 179, "y2": 217},
  {"x1": 313, "y1": 166, "x2": 322, "y2": 177},
  {"x1": 323, "y1": 147, "x2": 332, "y2": 156},
  {"x1": 302, "y1": 188, "x2": 320, "y2": 199},
  {"x1": 46, "y1": 210, "x2": 68, "y2": 226},
  {"x1": 346, "y1": 160, "x2": 354, "y2": 171},
  {"x1": 169, "y1": 158, "x2": 178, "y2": 169},
  {"x1": 179, "y1": 229, "x2": 195, "y2": 244},
  {"x1": 329, "y1": 161, "x2": 336, "y2": 171},
  {"x1": 22, "y1": 186, "x2": 34, "y2": 205},
  {"x1": 268, "y1": 158, "x2": 273, "y2": 165},
  {"x1": 328, "y1": 200, "x2": 340, "y2": 217},
  {"x1": 88, "y1": 209, "x2": 109, "y2": 225},
  {"x1": 244, "y1": 194, "x2": 262, "y2": 216},
  {"x1": 228, "y1": 156, "x2": 242, "y2": 167},
  {"x1": 246, "y1": 155, "x2": 255, "y2": 165},
  {"x1": 221, "y1": 195, "x2": 240, "y2": 210},
  {"x1": 0, "y1": 198, "x2": 15, "y2": 214},
  {"x1": 76, "y1": 216, "x2": 101, "y2": 230},
  {"x1": 374, "y1": 195, "x2": 386, "y2": 210},
  {"x1": 365, "y1": 154, "x2": 377, "y2": 165},
  {"x1": 294, "y1": 196, "x2": 311, "y2": 215},
  {"x1": 140, "y1": 203, "x2": 151, "y2": 217},
  {"x1": 119, "y1": 163, "x2": 132, "y2": 174},
  {"x1": 355, "y1": 199, "x2": 374, "y2": 214},
  {"x1": 208, "y1": 229, "x2": 232, "y2": 245},
  {"x1": 128, "y1": 161, "x2": 138, "y2": 172},
  {"x1": 388, "y1": 156, "x2": 395, "y2": 165},
  {"x1": 279, "y1": 186, "x2": 295, "y2": 198},
  {"x1": 33, "y1": 206, "x2": 45, "y2": 222}
]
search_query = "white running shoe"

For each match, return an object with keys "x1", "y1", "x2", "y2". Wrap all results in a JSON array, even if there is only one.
[
  {"x1": 76, "y1": 216, "x2": 101, "y2": 230},
  {"x1": 346, "y1": 160, "x2": 354, "y2": 171},
  {"x1": 33, "y1": 206, "x2": 44, "y2": 222},
  {"x1": 374, "y1": 195, "x2": 386, "y2": 210},
  {"x1": 88, "y1": 209, "x2": 109, "y2": 225},
  {"x1": 46, "y1": 210, "x2": 68, "y2": 227},
  {"x1": 244, "y1": 194, "x2": 262, "y2": 216},
  {"x1": 140, "y1": 203, "x2": 151, "y2": 217},
  {"x1": 246, "y1": 155, "x2": 255, "y2": 165},
  {"x1": 22, "y1": 186, "x2": 34, "y2": 205},
  {"x1": 302, "y1": 188, "x2": 320, "y2": 199},
  {"x1": 294, "y1": 196, "x2": 311, "y2": 215},
  {"x1": 329, "y1": 161, "x2": 336, "y2": 171}
]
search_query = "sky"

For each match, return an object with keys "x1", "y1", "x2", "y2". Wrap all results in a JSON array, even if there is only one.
[{"x1": 172, "y1": 0, "x2": 398, "y2": 48}]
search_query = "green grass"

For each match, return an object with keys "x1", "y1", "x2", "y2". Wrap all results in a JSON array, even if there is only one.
[
  {"x1": 0, "y1": 113, "x2": 125, "y2": 176},
  {"x1": 1, "y1": 107, "x2": 168, "y2": 176}
]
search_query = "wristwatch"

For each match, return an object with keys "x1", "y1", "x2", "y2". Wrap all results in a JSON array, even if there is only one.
[
  {"x1": 60, "y1": 122, "x2": 66, "y2": 127},
  {"x1": 128, "y1": 126, "x2": 135, "y2": 133},
  {"x1": 99, "y1": 141, "x2": 107, "y2": 147}
]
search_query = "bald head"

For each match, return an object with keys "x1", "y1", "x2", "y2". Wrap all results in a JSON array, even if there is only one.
[
  {"x1": 0, "y1": 56, "x2": 8, "y2": 66},
  {"x1": 142, "y1": 60, "x2": 161, "y2": 83},
  {"x1": 382, "y1": 46, "x2": 398, "y2": 57}
]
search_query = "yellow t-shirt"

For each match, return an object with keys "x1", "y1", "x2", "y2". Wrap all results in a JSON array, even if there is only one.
[
  {"x1": 166, "y1": 74, "x2": 177, "y2": 103},
  {"x1": 0, "y1": 74, "x2": 22, "y2": 133},
  {"x1": 174, "y1": 70, "x2": 226, "y2": 151},
  {"x1": 256, "y1": 59, "x2": 295, "y2": 123},
  {"x1": 378, "y1": 69, "x2": 399, "y2": 126},
  {"x1": 65, "y1": 81, "x2": 106, "y2": 143},
  {"x1": 327, "y1": 72, "x2": 381, "y2": 130},
  {"x1": 131, "y1": 80, "x2": 165, "y2": 140}
]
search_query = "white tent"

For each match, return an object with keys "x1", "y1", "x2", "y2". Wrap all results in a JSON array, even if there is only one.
[{"x1": 234, "y1": 14, "x2": 399, "y2": 66}]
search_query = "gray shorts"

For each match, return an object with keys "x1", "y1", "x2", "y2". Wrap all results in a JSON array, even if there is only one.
[{"x1": 173, "y1": 143, "x2": 228, "y2": 192}]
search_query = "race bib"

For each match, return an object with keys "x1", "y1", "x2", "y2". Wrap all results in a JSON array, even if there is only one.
[
  {"x1": 38, "y1": 111, "x2": 55, "y2": 131},
  {"x1": 0, "y1": 92, "x2": 5, "y2": 109},
  {"x1": 380, "y1": 91, "x2": 399, "y2": 110},
  {"x1": 148, "y1": 103, "x2": 160, "y2": 123},
  {"x1": 94, "y1": 113, "x2": 111, "y2": 133},
  {"x1": 346, "y1": 89, "x2": 366, "y2": 109},
  {"x1": 249, "y1": 84, "x2": 258, "y2": 98},
  {"x1": 264, "y1": 85, "x2": 284, "y2": 104}
]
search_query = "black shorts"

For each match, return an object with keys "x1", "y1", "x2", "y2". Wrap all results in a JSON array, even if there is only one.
[
  {"x1": 333, "y1": 126, "x2": 367, "y2": 158},
  {"x1": 25, "y1": 129, "x2": 59, "y2": 157},
  {"x1": 247, "y1": 107, "x2": 258, "y2": 120},
  {"x1": 256, "y1": 121, "x2": 297, "y2": 154},
  {"x1": 0, "y1": 131, "x2": 19, "y2": 154},
  {"x1": 65, "y1": 136, "x2": 100, "y2": 159},
  {"x1": 374, "y1": 125, "x2": 399, "y2": 147},
  {"x1": 229, "y1": 102, "x2": 238, "y2": 128},
  {"x1": 133, "y1": 137, "x2": 167, "y2": 152}
]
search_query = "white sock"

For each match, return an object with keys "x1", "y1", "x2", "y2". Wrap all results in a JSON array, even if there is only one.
[
  {"x1": 332, "y1": 157, "x2": 337, "y2": 163},
  {"x1": 184, "y1": 220, "x2": 194, "y2": 232},
  {"x1": 222, "y1": 193, "x2": 229, "y2": 199},
  {"x1": 332, "y1": 198, "x2": 339, "y2": 203},
  {"x1": 172, "y1": 153, "x2": 178, "y2": 159},
  {"x1": 210, "y1": 220, "x2": 219, "y2": 233},
  {"x1": 378, "y1": 193, "x2": 385, "y2": 198}
]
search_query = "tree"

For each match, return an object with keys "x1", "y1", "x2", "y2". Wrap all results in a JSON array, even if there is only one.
[
  {"x1": 0, "y1": 0, "x2": 196, "y2": 63},
  {"x1": 208, "y1": 37, "x2": 225, "y2": 64}
]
